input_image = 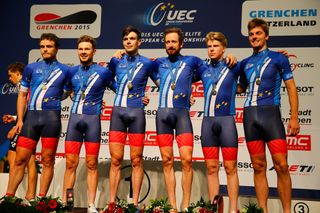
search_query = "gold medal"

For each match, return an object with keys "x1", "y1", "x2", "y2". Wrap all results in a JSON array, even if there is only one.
[
  {"x1": 42, "y1": 85, "x2": 47, "y2": 90},
  {"x1": 256, "y1": 78, "x2": 261, "y2": 85},
  {"x1": 171, "y1": 83, "x2": 176, "y2": 90},
  {"x1": 127, "y1": 81, "x2": 133, "y2": 90},
  {"x1": 212, "y1": 89, "x2": 217, "y2": 96}
]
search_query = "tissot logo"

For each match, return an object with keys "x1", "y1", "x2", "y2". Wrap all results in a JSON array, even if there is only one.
[{"x1": 30, "y1": 4, "x2": 101, "y2": 38}]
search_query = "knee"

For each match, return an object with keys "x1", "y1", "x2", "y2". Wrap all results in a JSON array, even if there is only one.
[
  {"x1": 252, "y1": 160, "x2": 267, "y2": 174},
  {"x1": 224, "y1": 164, "x2": 237, "y2": 176},
  {"x1": 41, "y1": 155, "x2": 55, "y2": 168},
  {"x1": 66, "y1": 158, "x2": 78, "y2": 171},
  {"x1": 131, "y1": 155, "x2": 143, "y2": 168},
  {"x1": 181, "y1": 157, "x2": 192, "y2": 171},
  {"x1": 86, "y1": 160, "x2": 97, "y2": 171},
  {"x1": 273, "y1": 162, "x2": 289, "y2": 175},
  {"x1": 111, "y1": 156, "x2": 123, "y2": 168},
  {"x1": 162, "y1": 155, "x2": 174, "y2": 168},
  {"x1": 206, "y1": 164, "x2": 219, "y2": 175}
]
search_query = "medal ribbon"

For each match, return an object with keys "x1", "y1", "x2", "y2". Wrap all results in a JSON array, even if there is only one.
[
  {"x1": 125, "y1": 54, "x2": 139, "y2": 84},
  {"x1": 210, "y1": 59, "x2": 227, "y2": 93},
  {"x1": 253, "y1": 48, "x2": 269, "y2": 82}
]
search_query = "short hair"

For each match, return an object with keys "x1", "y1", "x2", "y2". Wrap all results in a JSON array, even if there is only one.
[
  {"x1": 248, "y1": 18, "x2": 269, "y2": 36},
  {"x1": 122, "y1": 26, "x2": 141, "y2": 40},
  {"x1": 39, "y1": 33, "x2": 60, "y2": 48},
  {"x1": 77, "y1": 35, "x2": 96, "y2": 49},
  {"x1": 164, "y1": 27, "x2": 184, "y2": 44},
  {"x1": 7, "y1": 62, "x2": 25, "y2": 74},
  {"x1": 205, "y1": 32, "x2": 228, "y2": 47}
]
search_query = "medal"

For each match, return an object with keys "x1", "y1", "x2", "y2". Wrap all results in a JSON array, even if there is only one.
[
  {"x1": 256, "y1": 78, "x2": 261, "y2": 85},
  {"x1": 81, "y1": 91, "x2": 86, "y2": 100},
  {"x1": 42, "y1": 85, "x2": 47, "y2": 90},
  {"x1": 212, "y1": 89, "x2": 217, "y2": 96},
  {"x1": 127, "y1": 81, "x2": 133, "y2": 90},
  {"x1": 171, "y1": 83, "x2": 176, "y2": 90}
]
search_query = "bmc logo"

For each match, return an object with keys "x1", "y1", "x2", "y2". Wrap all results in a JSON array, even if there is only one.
[
  {"x1": 101, "y1": 105, "x2": 113, "y2": 120},
  {"x1": 145, "y1": 131, "x2": 158, "y2": 146},
  {"x1": 286, "y1": 135, "x2": 311, "y2": 151},
  {"x1": 192, "y1": 82, "x2": 204, "y2": 97},
  {"x1": 235, "y1": 108, "x2": 243, "y2": 123},
  {"x1": 145, "y1": 85, "x2": 159, "y2": 93}
]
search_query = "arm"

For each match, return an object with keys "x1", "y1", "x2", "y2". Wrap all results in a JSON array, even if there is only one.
[
  {"x1": 15, "y1": 91, "x2": 28, "y2": 134},
  {"x1": 284, "y1": 79, "x2": 300, "y2": 135},
  {"x1": 225, "y1": 53, "x2": 237, "y2": 68}
]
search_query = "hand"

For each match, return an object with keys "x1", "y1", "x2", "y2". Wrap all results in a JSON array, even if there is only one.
[
  {"x1": 142, "y1": 95, "x2": 150, "y2": 106},
  {"x1": 287, "y1": 117, "x2": 300, "y2": 136},
  {"x1": 7, "y1": 127, "x2": 16, "y2": 140},
  {"x1": 277, "y1": 50, "x2": 289, "y2": 57},
  {"x1": 190, "y1": 95, "x2": 196, "y2": 106},
  {"x1": 225, "y1": 54, "x2": 237, "y2": 68},
  {"x1": 2, "y1": 114, "x2": 16, "y2": 124},
  {"x1": 113, "y1": 50, "x2": 125, "y2": 59}
]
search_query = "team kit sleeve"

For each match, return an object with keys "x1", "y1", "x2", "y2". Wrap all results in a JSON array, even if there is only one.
[
  {"x1": 277, "y1": 53, "x2": 294, "y2": 81},
  {"x1": 20, "y1": 64, "x2": 33, "y2": 92},
  {"x1": 148, "y1": 60, "x2": 160, "y2": 87},
  {"x1": 104, "y1": 68, "x2": 117, "y2": 93}
]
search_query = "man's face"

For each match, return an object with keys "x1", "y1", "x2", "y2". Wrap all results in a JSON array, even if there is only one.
[
  {"x1": 248, "y1": 26, "x2": 269, "y2": 51},
  {"x1": 165, "y1": 32, "x2": 182, "y2": 56},
  {"x1": 8, "y1": 70, "x2": 21, "y2": 85},
  {"x1": 40, "y1": 39, "x2": 58, "y2": 60},
  {"x1": 123, "y1": 31, "x2": 141, "y2": 55},
  {"x1": 207, "y1": 40, "x2": 225, "y2": 61},
  {"x1": 77, "y1": 41, "x2": 95, "y2": 65}
]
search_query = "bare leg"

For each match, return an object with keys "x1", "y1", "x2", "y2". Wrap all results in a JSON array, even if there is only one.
[
  {"x1": 6, "y1": 147, "x2": 32, "y2": 195},
  {"x1": 271, "y1": 154, "x2": 291, "y2": 213},
  {"x1": 251, "y1": 154, "x2": 268, "y2": 213},
  {"x1": 38, "y1": 148, "x2": 56, "y2": 196},
  {"x1": 130, "y1": 145, "x2": 144, "y2": 206},
  {"x1": 179, "y1": 146, "x2": 193, "y2": 210},
  {"x1": 205, "y1": 159, "x2": 220, "y2": 201},
  {"x1": 223, "y1": 160, "x2": 239, "y2": 212},
  {"x1": 26, "y1": 154, "x2": 38, "y2": 200},
  {"x1": 62, "y1": 154, "x2": 79, "y2": 203},
  {"x1": 109, "y1": 143, "x2": 124, "y2": 203},
  {"x1": 159, "y1": 146, "x2": 176, "y2": 209},
  {"x1": 86, "y1": 155, "x2": 98, "y2": 205}
]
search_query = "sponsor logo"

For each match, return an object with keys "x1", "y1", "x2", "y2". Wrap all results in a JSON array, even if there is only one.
[
  {"x1": 144, "y1": 2, "x2": 197, "y2": 26},
  {"x1": 242, "y1": 1, "x2": 320, "y2": 36},
  {"x1": 192, "y1": 82, "x2": 204, "y2": 97},
  {"x1": 269, "y1": 164, "x2": 315, "y2": 175},
  {"x1": 282, "y1": 109, "x2": 312, "y2": 125},
  {"x1": 287, "y1": 135, "x2": 311, "y2": 151},
  {"x1": 235, "y1": 108, "x2": 243, "y2": 123},
  {"x1": 30, "y1": 4, "x2": 101, "y2": 38},
  {"x1": 101, "y1": 105, "x2": 113, "y2": 120},
  {"x1": 189, "y1": 110, "x2": 204, "y2": 119},
  {"x1": 288, "y1": 54, "x2": 315, "y2": 72},
  {"x1": 238, "y1": 136, "x2": 246, "y2": 146},
  {"x1": 1, "y1": 83, "x2": 18, "y2": 95},
  {"x1": 281, "y1": 86, "x2": 314, "y2": 96},
  {"x1": 145, "y1": 85, "x2": 159, "y2": 94},
  {"x1": 145, "y1": 131, "x2": 157, "y2": 146}
]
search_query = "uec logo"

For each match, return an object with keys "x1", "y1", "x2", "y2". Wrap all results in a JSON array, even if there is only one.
[{"x1": 144, "y1": 2, "x2": 197, "y2": 26}]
